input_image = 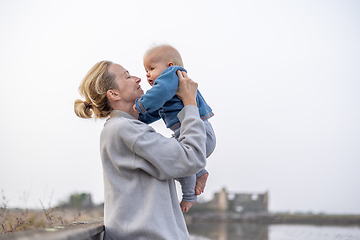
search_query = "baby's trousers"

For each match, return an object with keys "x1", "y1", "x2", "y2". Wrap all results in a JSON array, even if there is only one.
[{"x1": 174, "y1": 120, "x2": 216, "y2": 202}]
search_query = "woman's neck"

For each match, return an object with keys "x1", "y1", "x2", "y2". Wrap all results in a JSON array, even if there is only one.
[
  {"x1": 123, "y1": 107, "x2": 139, "y2": 119},
  {"x1": 111, "y1": 101, "x2": 138, "y2": 119}
]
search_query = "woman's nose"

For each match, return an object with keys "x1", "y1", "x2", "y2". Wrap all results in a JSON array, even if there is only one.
[{"x1": 134, "y1": 76, "x2": 141, "y2": 83}]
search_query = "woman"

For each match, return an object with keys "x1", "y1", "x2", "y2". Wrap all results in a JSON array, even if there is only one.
[{"x1": 74, "y1": 61, "x2": 206, "y2": 239}]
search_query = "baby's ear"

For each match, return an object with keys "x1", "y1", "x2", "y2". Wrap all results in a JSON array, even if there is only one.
[{"x1": 167, "y1": 62, "x2": 174, "y2": 67}]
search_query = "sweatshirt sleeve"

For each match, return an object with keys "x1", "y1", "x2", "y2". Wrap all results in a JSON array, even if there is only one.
[
  {"x1": 122, "y1": 105, "x2": 206, "y2": 180},
  {"x1": 135, "y1": 66, "x2": 184, "y2": 114},
  {"x1": 138, "y1": 110, "x2": 161, "y2": 124}
]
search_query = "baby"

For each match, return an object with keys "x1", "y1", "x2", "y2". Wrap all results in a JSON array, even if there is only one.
[{"x1": 135, "y1": 44, "x2": 216, "y2": 212}]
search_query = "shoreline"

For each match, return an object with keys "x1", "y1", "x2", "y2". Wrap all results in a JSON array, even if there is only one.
[{"x1": 184, "y1": 212, "x2": 360, "y2": 226}]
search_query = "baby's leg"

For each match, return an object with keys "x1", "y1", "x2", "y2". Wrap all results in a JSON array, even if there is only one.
[
  {"x1": 177, "y1": 174, "x2": 197, "y2": 212},
  {"x1": 204, "y1": 120, "x2": 216, "y2": 158},
  {"x1": 193, "y1": 121, "x2": 216, "y2": 195}
]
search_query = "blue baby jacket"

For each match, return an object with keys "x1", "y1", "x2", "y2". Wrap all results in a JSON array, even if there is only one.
[{"x1": 135, "y1": 66, "x2": 214, "y2": 131}]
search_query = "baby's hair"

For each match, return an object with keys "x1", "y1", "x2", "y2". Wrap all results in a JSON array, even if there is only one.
[
  {"x1": 74, "y1": 60, "x2": 117, "y2": 119},
  {"x1": 144, "y1": 44, "x2": 184, "y2": 67}
]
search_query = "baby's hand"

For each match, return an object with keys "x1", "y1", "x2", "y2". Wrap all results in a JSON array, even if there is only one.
[{"x1": 133, "y1": 104, "x2": 139, "y2": 113}]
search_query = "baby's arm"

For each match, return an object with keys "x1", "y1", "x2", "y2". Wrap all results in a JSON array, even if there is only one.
[
  {"x1": 135, "y1": 66, "x2": 183, "y2": 114},
  {"x1": 138, "y1": 110, "x2": 161, "y2": 124}
]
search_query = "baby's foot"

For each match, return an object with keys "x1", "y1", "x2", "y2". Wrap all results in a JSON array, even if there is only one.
[
  {"x1": 195, "y1": 173, "x2": 208, "y2": 195},
  {"x1": 180, "y1": 200, "x2": 196, "y2": 212}
]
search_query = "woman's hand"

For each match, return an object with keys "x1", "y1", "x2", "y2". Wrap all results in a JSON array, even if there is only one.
[{"x1": 176, "y1": 70, "x2": 198, "y2": 106}]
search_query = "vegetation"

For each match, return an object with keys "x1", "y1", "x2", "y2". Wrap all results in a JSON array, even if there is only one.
[
  {"x1": 0, "y1": 190, "x2": 103, "y2": 235},
  {"x1": 58, "y1": 193, "x2": 94, "y2": 209}
]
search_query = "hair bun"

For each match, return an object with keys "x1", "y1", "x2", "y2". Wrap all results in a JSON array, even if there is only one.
[{"x1": 83, "y1": 101, "x2": 90, "y2": 109}]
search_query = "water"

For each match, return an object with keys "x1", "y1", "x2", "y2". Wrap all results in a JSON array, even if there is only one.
[{"x1": 188, "y1": 223, "x2": 360, "y2": 240}]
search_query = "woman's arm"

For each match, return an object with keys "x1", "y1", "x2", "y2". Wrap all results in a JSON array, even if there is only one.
[
  {"x1": 122, "y1": 73, "x2": 205, "y2": 180},
  {"x1": 129, "y1": 105, "x2": 206, "y2": 180}
]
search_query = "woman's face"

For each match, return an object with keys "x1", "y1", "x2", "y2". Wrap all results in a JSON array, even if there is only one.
[{"x1": 108, "y1": 63, "x2": 144, "y2": 103}]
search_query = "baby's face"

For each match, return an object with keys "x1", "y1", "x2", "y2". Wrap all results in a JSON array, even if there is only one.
[{"x1": 143, "y1": 55, "x2": 168, "y2": 86}]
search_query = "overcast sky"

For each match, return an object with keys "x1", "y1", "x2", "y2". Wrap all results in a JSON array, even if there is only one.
[{"x1": 0, "y1": 0, "x2": 359, "y2": 214}]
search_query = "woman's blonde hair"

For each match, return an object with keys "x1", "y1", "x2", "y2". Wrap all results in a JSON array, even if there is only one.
[{"x1": 74, "y1": 60, "x2": 117, "y2": 119}]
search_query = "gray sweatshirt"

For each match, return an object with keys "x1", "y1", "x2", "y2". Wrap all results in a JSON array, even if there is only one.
[{"x1": 100, "y1": 105, "x2": 206, "y2": 240}]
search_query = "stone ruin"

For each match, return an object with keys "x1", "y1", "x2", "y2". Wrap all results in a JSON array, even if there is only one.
[{"x1": 201, "y1": 188, "x2": 268, "y2": 213}]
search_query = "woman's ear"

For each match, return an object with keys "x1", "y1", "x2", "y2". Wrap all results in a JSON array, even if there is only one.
[
  {"x1": 167, "y1": 62, "x2": 174, "y2": 67},
  {"x1": 107, "y1": 89, "x2": 120, "y2": 101}
]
